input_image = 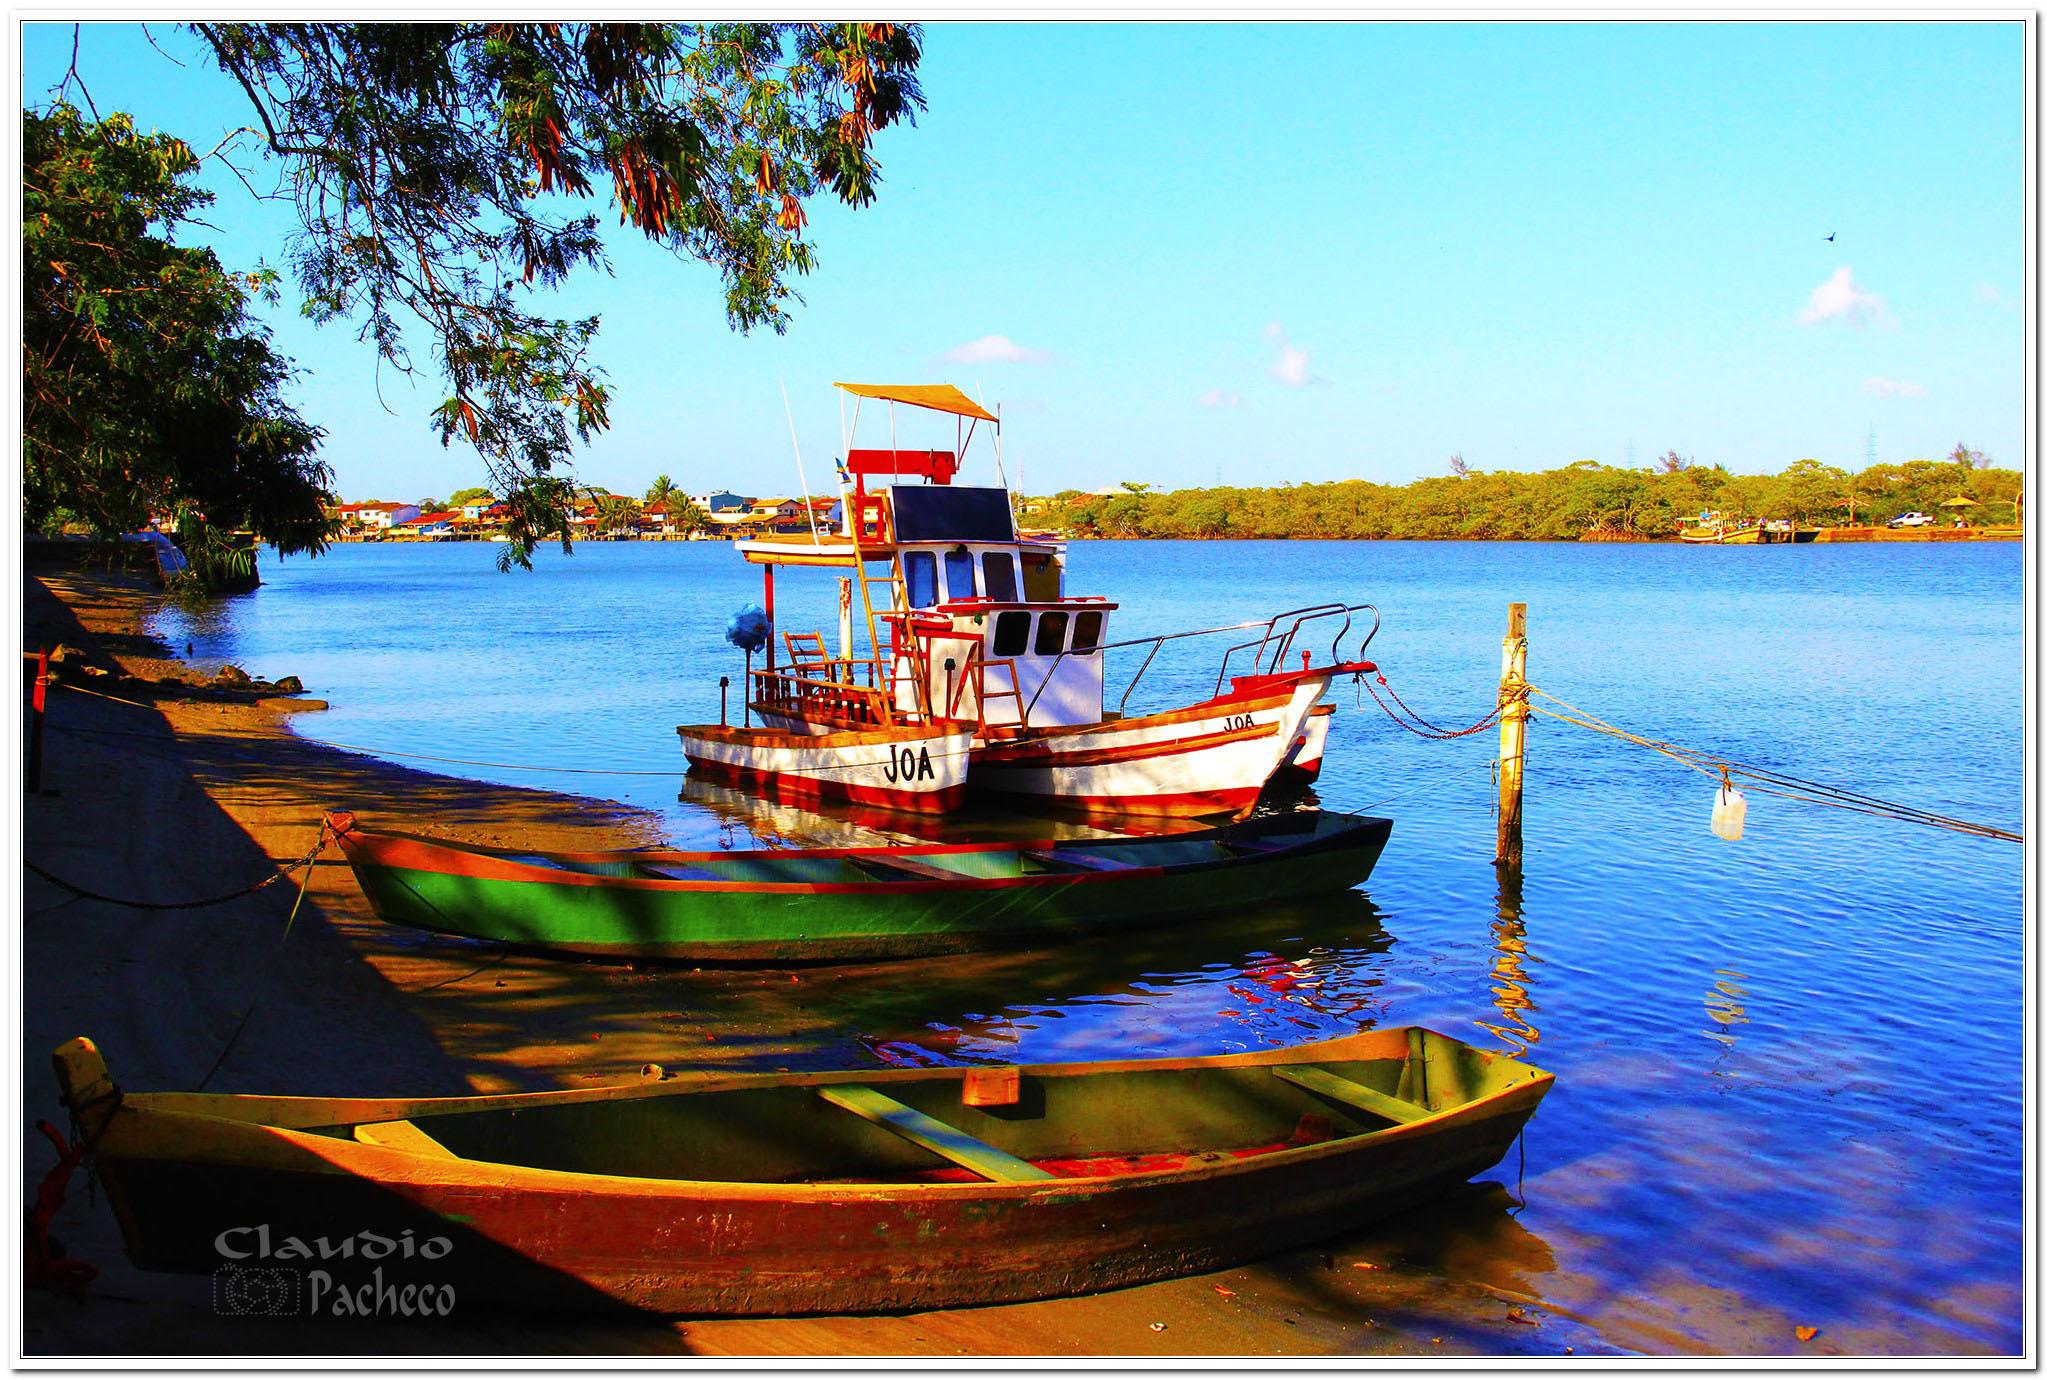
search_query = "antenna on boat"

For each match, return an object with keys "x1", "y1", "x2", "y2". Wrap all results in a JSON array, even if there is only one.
[{"x1": 779, "y1": 378, "x2": 823, "y2": 551}]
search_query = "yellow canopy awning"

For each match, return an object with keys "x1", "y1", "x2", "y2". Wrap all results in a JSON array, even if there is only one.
[{"x1": 833, "y1": 382, "x2": 998, "y2": 423}]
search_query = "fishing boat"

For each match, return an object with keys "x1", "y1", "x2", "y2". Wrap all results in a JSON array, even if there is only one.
[
  {"x1": 326, "y1": 807, "x2": 1392, "y2": 962},
  {"x1": 717, "y1": 381, "x2": 1377, "y2": 818},
  {"x1": 672, "y1": 720, "x2": 974, "y2": 814},
  {"x1": 52, "y1": 1024, "x2": 1552, "y2": 1316}
]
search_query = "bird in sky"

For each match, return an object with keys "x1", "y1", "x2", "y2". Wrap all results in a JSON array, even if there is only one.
[{"x1": 1825, "y1": 232, "x2": 1837, "y2": 242}]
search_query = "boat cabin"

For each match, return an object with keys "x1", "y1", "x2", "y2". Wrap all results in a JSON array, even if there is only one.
[{"x1": 730, "y1": 383, "x2": 1118, "y2": 733}]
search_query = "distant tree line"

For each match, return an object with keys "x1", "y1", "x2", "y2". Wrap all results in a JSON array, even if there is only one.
[{"x1": 1030, "y1": 450, "x2": 2022, "y2": 541}]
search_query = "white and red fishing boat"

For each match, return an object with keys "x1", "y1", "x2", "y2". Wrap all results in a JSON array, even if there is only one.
[{"x1": 702, "y1": 381, "x2": 1376, "y2": 819}]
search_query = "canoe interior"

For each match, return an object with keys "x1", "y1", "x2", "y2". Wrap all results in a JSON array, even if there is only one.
[
  {"x1": 248, "y1": 1040, "x2": 1540, "y2": 1188},
  {"x1": 449, "y1": 809, "x2": 1369, "y2": 888}
]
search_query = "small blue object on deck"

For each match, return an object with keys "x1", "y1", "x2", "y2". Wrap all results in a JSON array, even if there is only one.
[{"x1": 725, "y1": 604, "x2": 770, "y2": 652}]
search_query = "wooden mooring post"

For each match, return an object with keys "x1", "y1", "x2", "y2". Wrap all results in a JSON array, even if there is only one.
[{"x1": 1494, "y1": 604, "x2": 1529, "y2": 871}]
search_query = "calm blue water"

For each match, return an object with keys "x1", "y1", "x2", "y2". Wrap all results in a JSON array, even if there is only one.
[{"x1": 153, "y1": 538, "x2": 2027, "y2": 1353}]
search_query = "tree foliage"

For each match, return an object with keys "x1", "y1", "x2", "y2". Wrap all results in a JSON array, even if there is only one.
[
  {"x1": 190, "y1": 22, "x2": 924, "y2": 568},
  {"x1": 1034, "y1": 455, "x2": 2025, "y2": 541},
  {"x1": 21, "y1": 101, "x2": 332, "y2": 571}
]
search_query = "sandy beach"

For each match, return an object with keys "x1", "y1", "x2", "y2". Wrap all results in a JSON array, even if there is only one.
[{"x1": 19, "y1": 561, "x2": 1764, "y2": 1360}]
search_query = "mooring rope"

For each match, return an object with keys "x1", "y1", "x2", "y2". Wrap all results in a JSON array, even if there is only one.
[
  {"x1": 24, "y1": 827, "x2": 333, "y2": 911},
  {"x1": 194, "y1": 822, "x2": 333, "y2": 1092},
  {"x1": 1523, "y1": 688, "x2": 2022, "y2": 843},
  {"x1": 1357, "y1": 671, "x2": 2021, "y2": 844}
]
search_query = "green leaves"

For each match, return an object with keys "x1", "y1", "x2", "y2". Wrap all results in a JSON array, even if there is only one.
[
  {"x1": 189, "y1": 22, "x2": 924, "y2": 566},
  {"x1": 22, "y1": 102, "x2": 332, "y2": 568}
]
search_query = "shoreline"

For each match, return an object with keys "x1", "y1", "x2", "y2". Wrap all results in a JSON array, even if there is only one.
[
  {"x1": 22, "y1": 562, "x2": 1587, "y2": 1359},
  {"x1": 24, "y1": 561, "x2": 1945, "y2": 1360}
]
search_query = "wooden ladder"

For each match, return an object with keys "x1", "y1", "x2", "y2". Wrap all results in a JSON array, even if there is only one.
[
  {"x1": 973, "y1": 655, "x2": 1026, "y2": 729},
  {"x1": 782, "y1": 630, "x2": 831, "y2": 674},
  {"x1": 846, "y1": 488, "x2": 927, "y2": 723}
]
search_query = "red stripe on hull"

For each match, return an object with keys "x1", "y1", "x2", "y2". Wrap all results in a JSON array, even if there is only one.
[{"x1": 685, "y1": 757, "x2": 965, "y2": 814}]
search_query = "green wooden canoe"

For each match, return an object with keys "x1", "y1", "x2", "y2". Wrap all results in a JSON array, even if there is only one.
[
  {"x1": 326, "y1": 808, "x2": 1392, "y2": 962},
  {"x1": 54, "y1": 1024, "x2": 1549, "y2": 1316}
]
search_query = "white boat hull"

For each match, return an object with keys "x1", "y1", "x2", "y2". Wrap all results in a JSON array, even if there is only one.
[
  {"x1": 967, "y1": 671, "x2": 1344, "y2": 818},
  {"x1": 676, "y1": 723, "x2": 973, "y2": 814}
]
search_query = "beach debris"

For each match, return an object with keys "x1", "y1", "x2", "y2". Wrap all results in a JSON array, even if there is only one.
[
  {"x1": 1351, "y1": 1260, "x2": 1383, "y2": 1270},
  {"x1": 1212, "y1": 1285, "x2": 1235, "y2": 1297},
  {"x1": 1505, "y1": 1306, "x2": 1539, "y2": 1326},
  {"x1": 259, "y1": 697, "x2": 328, "y2": 713},
  {"x1": 1795, "y1": 1326, "x2": 1820, "y2": 1342},
  {"x1": 1149, "y1": 1322, "x2": 1166, "y2": 1332},
  {"x1": 641, "y1": 1063, "x2": 665, "y2": 1081}
]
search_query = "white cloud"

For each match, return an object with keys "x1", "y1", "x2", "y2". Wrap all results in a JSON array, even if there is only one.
[
  {"x1": 1862, "y1": 376, "x2": 1928, "y2": 399},
  {"x1": 1263, "y1": 322, "x2": 1321, "y2": 387},
  {"x1": 1797, "y1": 266, "x2": 1893, "y2": 328},
  {"x1": 938, "y1": 334, "x2": 1051, "y2": 365},
  {"x1": 1197, "y1": 388, "x2": 1241, "y2": 410}
]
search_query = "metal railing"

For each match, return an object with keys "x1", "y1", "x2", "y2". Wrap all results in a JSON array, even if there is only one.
[
  {"x1": 1210, "y1": 603, "x2": 1381, "y2": 695},
  {"x1": 1012, "y1": 602, "x2": 1380, "y2": 722}
]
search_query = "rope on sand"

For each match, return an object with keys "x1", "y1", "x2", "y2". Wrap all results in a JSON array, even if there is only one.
[{"x1": 24, "y1": 829, "x2": 333, "y2": 911}]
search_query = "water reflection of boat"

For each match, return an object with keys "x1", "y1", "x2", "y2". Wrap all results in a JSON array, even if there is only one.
[
  {"x1": 53, "y1": 1026, "x2": 1551, "y2": 1316},
  {"x1": 329, "y1": 808, "x2": 1393, "y2": 963},
  {"x1": 676, "y1": 774, "x2": 1208, "y2": 852},
  {"x1": 855, "y1": 887, "x2": 1396, "y2": 1068}
]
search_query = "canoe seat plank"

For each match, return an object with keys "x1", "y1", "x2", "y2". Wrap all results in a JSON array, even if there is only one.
[
  {"x1": 633, "y1": 862, "x2": 727, "y2": 882},
  {"x1": 353, "y1": 1119, "x2": 454, "y2": 1156},
  {"x1": 1272, "y1": 1066, "x2": 1430, "y2": 1124},
  {"x1": 1219, "y1": 836, "x2": 1289, "y2": 855},
  {"x1": 818, "y1": 1085, "x2": 1055, "y2": 1182},
  {"x1": 847, "y1": 856, "x2": 967, "y2": 883},
  {"x1": 1017, "y1": 848, "x2": 1138, "y2": 873}
]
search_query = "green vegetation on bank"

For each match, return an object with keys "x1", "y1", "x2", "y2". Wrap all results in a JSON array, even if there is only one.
[{"x1": 1027, "y1": 451, "x2": 2024, "y2": 541}]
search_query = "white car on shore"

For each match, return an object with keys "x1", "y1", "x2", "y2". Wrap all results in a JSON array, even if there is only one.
[{"x1": 1887, "y1": 511, "x2": 1934, "y2": 528}]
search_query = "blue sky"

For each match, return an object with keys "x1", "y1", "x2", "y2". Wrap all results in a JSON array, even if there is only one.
[{"x1": 21, "y1": 21, "x2": 2028, "y2": 502}]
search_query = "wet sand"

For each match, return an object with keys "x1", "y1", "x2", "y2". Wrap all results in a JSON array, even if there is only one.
[{"x1": 19, "y1": 562, "x2": 1849, "y2": 1360}]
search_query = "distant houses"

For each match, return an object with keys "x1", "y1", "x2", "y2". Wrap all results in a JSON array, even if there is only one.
[
  {"x1": 332, "y1": 500, "x2": 420, "y2": 531},
  {"x1": 326, "y1": 489, "x2": 841, "y2": 543}
]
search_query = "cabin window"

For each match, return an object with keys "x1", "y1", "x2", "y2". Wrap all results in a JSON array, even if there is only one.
[
  {"x1": 1071, "y1": 610, "x2": 1104, "y2": 653},
  {"x1": 1021, "y1": 554, "x2": 1061, "y2": 602},
  {"x1": 904, "y1": 551, "x2": 938, "y2": 608},
  {"x1": 1034, "y1": 610, "x2": 1069, "y2": 656},
  {"x1": 981, "y1": 552, "x2": 1019, "y2": 603},
  {"x1": 992, "y1": 611, "x2": 1031, "y2": 657},
  {"x1": 943, "y1": 548, "x2": 976, "y2": 602}
]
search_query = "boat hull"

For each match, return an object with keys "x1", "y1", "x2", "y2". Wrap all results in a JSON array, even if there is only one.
[
  {"x1": 967, "y1": 673, "x2": 1340, "y2": 818},
  {"x1": 675, "y1": 722, "x2": 972, "y2": 814},
  {"x1": 331, "y1": 811, "x2": 1393, "y2": 962},
  {"x1": 62, "y1": 1029, "x2": 1551, "y2": 1317},
  {"x1": 1271, "y1": 702, "x2": 1334, "y2": 787}
]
